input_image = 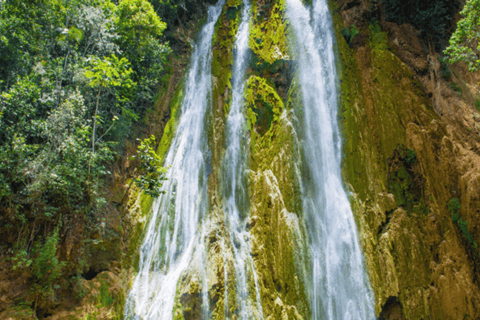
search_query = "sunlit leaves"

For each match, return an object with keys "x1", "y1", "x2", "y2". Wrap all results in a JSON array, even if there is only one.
[
  {"x1": 115, "y1": 0, "x2": 166, "y2": 50},
  {"x1": 85, "y1": 54, "x2": 134, "y2": 88},
  {"x1": 445, "y1": 0, "x2": 480, "y2": 71}
]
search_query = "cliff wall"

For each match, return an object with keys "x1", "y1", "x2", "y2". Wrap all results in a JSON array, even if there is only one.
[{"x1": 334, "y1": 0, "x2": 480, "y2": 318}]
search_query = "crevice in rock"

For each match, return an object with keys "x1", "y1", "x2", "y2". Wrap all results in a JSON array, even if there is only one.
[
  {"x1": 377, "y1": 209, "x2": 395, "y2": 236},
  {"x1": 82, "y1": 268, "x2": 105, "y2": 281},
  {"x1": 36, "y1": 308, "x2": 52, "y2": 320},
  {"x1": 378, "y1": 296, "x2": 405, "y2": 320}
]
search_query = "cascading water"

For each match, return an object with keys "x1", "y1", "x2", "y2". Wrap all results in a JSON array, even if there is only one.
[
  {"x1": 125, "y1": 0, "x2": 375, "y2": 317},
  {"x1": 221, "y1": 0, "x2": 264, "y2": 318},
  {"x1": 124, "y1": 1, "x2": 225, "y2": 318},
  {"x1": 286, "y1": 0, "x2": 376, "y2": 318}
]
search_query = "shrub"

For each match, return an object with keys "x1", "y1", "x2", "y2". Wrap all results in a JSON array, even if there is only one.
[
  {"x1": 31, "y1": 229, "x2": 65, "y2": 299},
  {"x1": 341, "y1": 25, "x2": 359, "y2": 46},
  {"x1": 368, "y1": 20, "x2": 389, "y2": 51},
  {"x1": 132, "y1": 135, "x2": 168, "y2": 198}
]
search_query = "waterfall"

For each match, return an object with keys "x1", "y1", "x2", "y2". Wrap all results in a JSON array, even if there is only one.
[
  {"x1": 125, "y1": 0, "x2": 375, "y2": 317},
  {"x1": 286, "y1": 0, "x2": 375, "y2": 319},
  {"x1": 124, "y1": 1, "x2": 225, "y2": 318},
  {"x1": 221, "y1": 0, "x2": 264, "y2": 318}
]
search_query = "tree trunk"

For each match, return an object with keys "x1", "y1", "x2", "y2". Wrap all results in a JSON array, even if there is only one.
[{"x1": 92, "y1": 83, "x2": 103, "y2": 154}]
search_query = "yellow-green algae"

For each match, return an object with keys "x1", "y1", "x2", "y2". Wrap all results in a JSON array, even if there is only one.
[
  {"x1": 249, "y1": 0, "x2": 288, "y2": 64},
  {"x1": 245, "y1": 75, "x2": 283, "y2": 153}
]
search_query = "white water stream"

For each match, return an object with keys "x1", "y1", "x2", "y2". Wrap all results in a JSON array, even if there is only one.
[
  {"x1": 286, "y1": 0, "x2": 375, "y2": 318},
  {"x1": 221, "y1": 1, "x2": 264, "y2": 318},
  {"x1": 124, "y1": 1, "x2": 224, "y2": 318}
]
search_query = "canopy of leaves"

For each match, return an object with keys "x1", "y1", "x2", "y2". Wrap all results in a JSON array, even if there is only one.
[{"x1": 116, "y1": 0, "x2": 166, "y2": 49}]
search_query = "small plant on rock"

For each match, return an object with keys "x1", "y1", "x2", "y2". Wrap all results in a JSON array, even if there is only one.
[
  {"x1": 31, "y1": 228, "x2": 66, "y2": 312},
  {"x1": 341, "y1": 24, "x2": 359, "y2": 46},
  {"x1": 448, "y1": 198, "x2": 479, "y2": 253},
  {"x1": 132, "y1": 135, "x2": 168, "y2": 198}
]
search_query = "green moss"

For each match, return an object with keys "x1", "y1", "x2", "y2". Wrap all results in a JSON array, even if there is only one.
[
  {"x1": 156, "y1": 79, "x2": 185, "y2": 163},
  {"x1": 245, "y1": 76, "x2": 283, "y2": 137},
  {"x1": 139, "y1": 193, "x2": 153, "y2": 217},
  {"x1": 245, "y1": 71, "x2": 309, "y2": 317},
  {"x1": 249, "y1": 0, "x2": 288, "y2": 64},
  {"x1": 124, "y1": 187, "x2": 149, "y2": 273},
  {"x1": 332, "y1": 10, "x2": 373, "y2": 202}
]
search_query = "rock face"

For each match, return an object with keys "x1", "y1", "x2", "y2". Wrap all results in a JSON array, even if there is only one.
[{"x1": 333, "y1": 0, "x2": 480, "y2": 318}]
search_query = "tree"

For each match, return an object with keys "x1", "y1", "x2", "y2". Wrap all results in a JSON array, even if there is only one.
[
  {"x1": 445, "y1": 0, "x2": 480, "y2": 71},
  {"x1": 84, "y1": 54, "x2": 135, "y2": 153},
  {"x1": 115, "y1": 0, "x2": 171, "y2": 116},
  {"x1": 115, "y1": 0, "x2": 166, "y2": 50}
]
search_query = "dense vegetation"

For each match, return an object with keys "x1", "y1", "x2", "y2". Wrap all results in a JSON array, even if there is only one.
[
  {"x1": 0, "y1": 0, "x2": 170, "y2": 312},
  {"x1": 445, "y1": 0, "x2": 480, "y2": 71},
  {"x1": 382, "y1": 0, "x2": 459, "y2": 49}
]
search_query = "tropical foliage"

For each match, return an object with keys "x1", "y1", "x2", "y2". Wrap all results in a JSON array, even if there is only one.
[
  {"x1": 0, "y1": 0, "x2": 170, "y2": 310},
  {"x1": 445, "y1": 0, "x2": 480, "y2": 71}
]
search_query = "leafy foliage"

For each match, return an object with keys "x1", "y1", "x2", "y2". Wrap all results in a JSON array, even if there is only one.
[
  {"x1": 445, "y1": 0, "x2": 480, "y2": 71},
  {"x1": 341, "y1": 25, "x2": 359, "y2": 46},
  {"x1": 85, "y1": 55, "x2": 134, "y2": 89},
  {"x1": 382, "y1": 0, "x2": 459, "y2": 49},
  {"x1": 133, "y1": 135, "x2": 167, "y2": 198},
  {"x1": 0, "y1": 0, "x2": 171, "y2": 311},
  {"x1": 85, "y1": 54, "x2": 135, "y2": 153},
  {"x1": 116, "y1": 0, "x2": 166, "y2": 48}
]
